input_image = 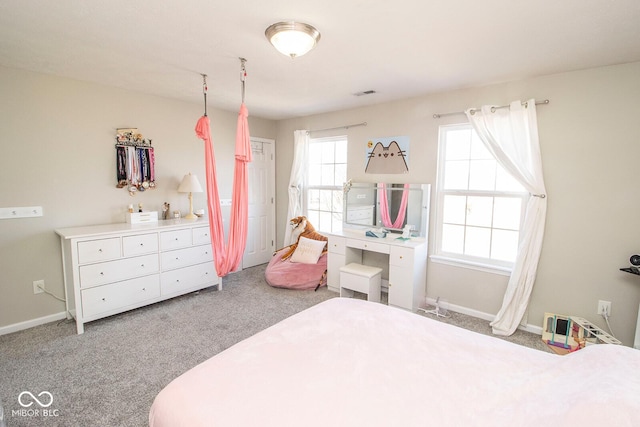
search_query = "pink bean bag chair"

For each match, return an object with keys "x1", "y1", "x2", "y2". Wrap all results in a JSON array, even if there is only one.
[{"x1": 265, "y1": 247, "x2": 327, "y2": 290}]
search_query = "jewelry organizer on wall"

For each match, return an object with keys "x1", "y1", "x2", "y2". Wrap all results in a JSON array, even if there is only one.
[{"x1": 115, "y1": 128, "x2": 156, "y2": 196}]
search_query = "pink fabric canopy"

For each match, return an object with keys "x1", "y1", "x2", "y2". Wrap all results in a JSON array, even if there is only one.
[{"x1": 195, "y1": 103, "x2": 252, "y2": 277}]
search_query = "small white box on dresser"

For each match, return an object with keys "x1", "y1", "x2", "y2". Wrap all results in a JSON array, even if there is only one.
[{"x1": 126, "y1": 211, "x2": 158, "y2": 224}]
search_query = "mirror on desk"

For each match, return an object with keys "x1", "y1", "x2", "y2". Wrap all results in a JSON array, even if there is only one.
[{"x1": 343, "y1": 181, "x2": 430, "y2": 237}]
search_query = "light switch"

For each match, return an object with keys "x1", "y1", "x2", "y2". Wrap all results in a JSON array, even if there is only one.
[{"x1": 0, "y1": 206, "x2": 44, "y2": 219}]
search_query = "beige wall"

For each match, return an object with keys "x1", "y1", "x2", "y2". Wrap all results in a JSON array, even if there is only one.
[
  {"x1": 0, "y1": 66, "x2": 276, "y2": 329},
  {"x1": 275, "y1": 62, "x2": 640, "y2": 345}
]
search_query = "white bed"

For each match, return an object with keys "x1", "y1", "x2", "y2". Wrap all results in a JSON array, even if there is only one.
[{"x1": 149, "y1": 298, "x2": 640, "y2": 426}]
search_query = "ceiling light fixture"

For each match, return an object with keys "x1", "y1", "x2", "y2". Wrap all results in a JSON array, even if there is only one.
[{"x1": 265, "y1": 21, "x2": 321, "y2": 59}]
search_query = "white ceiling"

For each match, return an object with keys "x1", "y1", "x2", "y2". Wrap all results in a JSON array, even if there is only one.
[{"x1": 1, "y1": 1, "x2": 639, "y2": 120}]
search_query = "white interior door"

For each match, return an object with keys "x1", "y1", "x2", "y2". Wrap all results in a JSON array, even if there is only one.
[{"x1": 243, "y1": 138, "x2": 275, "y2": 268}]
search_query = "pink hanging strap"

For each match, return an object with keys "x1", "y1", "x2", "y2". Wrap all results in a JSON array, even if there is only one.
[
  {"x1": 378, "y1": 183, "x2": 410, "y2": 229},
  {"x1": 194, "y1": 104, "x2": 252, "y2": 277},
  {"x1": 226, "y1": 103, "x2": 252, "y2": 271}
]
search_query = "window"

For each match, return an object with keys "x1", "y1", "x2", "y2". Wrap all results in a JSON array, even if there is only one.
[
  {"x1": 434, "y1": 124, "x2": 527, "y2": 272},
  {"x1": 305, "y1": 136, "x2": 348, "y2": 234}
]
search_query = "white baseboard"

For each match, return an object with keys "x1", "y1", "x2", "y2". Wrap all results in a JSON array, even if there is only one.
[
  {"x1": 519, "y1": 323, "x2": 543, "y2": 335},
  {"x1": 0, "y1": 311, "x2": 67, "y2": 336},
  {"x1": 425, "y1": 297, "x2": 542, "y2": 336}
]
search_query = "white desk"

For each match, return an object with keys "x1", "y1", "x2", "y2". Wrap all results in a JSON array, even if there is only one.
[{"x1": 326, "y1": 229, "x2": 427, "y2": 312}]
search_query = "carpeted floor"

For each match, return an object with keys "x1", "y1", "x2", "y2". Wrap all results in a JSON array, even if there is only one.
[
  {"x1": 0, "y1": 263, "x2": 547, "y2": 427},
  {"x1": 422, "y1": 307, "x2": 550, "y2": 353}
]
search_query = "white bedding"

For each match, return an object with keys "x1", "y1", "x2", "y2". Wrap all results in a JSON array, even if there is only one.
[{"x1": 149, "y1": 298, "x2": 640, "y2": 426}]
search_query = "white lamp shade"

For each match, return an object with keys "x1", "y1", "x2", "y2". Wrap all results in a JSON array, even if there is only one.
[
  {"x1": 178, "y1": 173, "x2": 203, "y2": 193},
  {"x1": 265, "y1": 21, "x2": 320, "y2": 58}
]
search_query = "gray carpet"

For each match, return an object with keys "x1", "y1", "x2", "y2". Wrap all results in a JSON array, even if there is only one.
[
  {"x1": 421, "y1": 308, "x2": 551, "y2": 353},
  {"x1": 0, "y1": 263, "x2": 546, "y2": 427}
]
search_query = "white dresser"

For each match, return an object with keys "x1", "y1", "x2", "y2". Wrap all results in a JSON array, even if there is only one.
[
  {"x1": 326, "y1": 229, "x2": 427, "y2": 312},
  {"x1": 56, "y1": 219, "x2": 219, "y2": 334}
]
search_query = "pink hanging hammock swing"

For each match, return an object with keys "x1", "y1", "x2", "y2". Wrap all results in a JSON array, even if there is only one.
[
  {"x1": 195, "y1": 59, "x2": 252, "y2": 277},
  {"x1": 378, "y1": 183, "x2": 410, "y2": 229}
]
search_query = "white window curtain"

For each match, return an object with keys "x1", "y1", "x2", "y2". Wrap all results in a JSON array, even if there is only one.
[
  {"x1": 465, "y1": 99, "x2": 547, "y2": 336},
  {"x1": 284, "y1": 130, "x2": 309, "y2": 246}
]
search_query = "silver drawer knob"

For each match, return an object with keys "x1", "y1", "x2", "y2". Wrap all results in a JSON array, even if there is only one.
[
  {"x1": 100, "y1": 272, "x2": 104, "y2": 275},
  {"x1": 98, "y1": 249, "x2": 103, "y2": 253}
]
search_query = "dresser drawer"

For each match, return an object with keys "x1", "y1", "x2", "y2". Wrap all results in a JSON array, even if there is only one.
[
  {"x1": 123, "y1": 233, "x2": 158, "y2": 257},
  {"x1": 79, "y1": 254, "x2": 159, "y2": 288},
  {"x1": 390, "y1": 246, "x2": 414, "y2": 268},
  {"x1": 161, "y1": 262, "x2": 216, "y2": 296},
  {"x1": 81, "y1": 275, "x2": 160, "y2": 318},
  {"x1": 328, "y1": 236, "x2": 346, "y2": 255},
  {"x1": 77, "y1": 238, "x2": 121, "y2": 264},
  {"x1": 346, "y1": 206, "x2": 374, "y2": 224},
  {"x1": 192, "y1": 226, "x2": 212, "y2": 245},
  {"x1": 160, "y1": 229, "x2": 192, "y2": 250},
  {"x1": 346, "y1": 238, "x2": 390, "y2": 254},
  {"x1": 161, "y1": 245, "x2": 214, "y2": 271}
]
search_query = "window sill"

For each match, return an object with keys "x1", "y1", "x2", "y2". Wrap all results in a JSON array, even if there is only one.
[{"x1": 429, "y1": 255, "x2": 512, "y2": 277}]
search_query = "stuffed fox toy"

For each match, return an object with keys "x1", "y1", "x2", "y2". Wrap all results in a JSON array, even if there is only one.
[{"x1": 279, "y1": 216, "x2": 328, "y2": 261}]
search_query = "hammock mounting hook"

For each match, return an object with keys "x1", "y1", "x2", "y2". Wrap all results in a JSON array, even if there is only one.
[
  {"x1": 201, "y1": 73, "x2": 208, "y2": 117},
  {"x1": 239, "y1": 58, "x2": 247, "y2": 103}
]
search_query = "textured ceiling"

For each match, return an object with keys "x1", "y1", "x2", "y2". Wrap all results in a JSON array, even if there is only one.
[{"x1": 1, "y1": 0, "x2": 639, "y2": 120}]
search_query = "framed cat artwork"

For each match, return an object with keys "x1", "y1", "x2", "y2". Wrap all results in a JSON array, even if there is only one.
[{"x1": 365, "y1": 136, "x2": 409, "y2": 174}]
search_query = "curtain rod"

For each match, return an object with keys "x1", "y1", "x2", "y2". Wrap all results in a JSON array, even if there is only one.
[
  {"x1": 308, "y1": 122, "x2": 367, "y2": 134},
  {"x1": 433, "y1": 99, "x2": 549, "y2": 119}
]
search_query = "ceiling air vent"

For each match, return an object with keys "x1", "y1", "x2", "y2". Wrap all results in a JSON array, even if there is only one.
[{"x1": 354, "y1": 90, "x2": 376, "y2": 97}]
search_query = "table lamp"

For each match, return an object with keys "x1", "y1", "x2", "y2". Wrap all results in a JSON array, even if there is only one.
[{"x1": 177, "y1": 173, "x2": 203, "y2": 220}]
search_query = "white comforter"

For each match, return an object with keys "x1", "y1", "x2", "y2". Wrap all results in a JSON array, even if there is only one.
[{"x1": 149, "y1": 298, "x2": 640, "y2": 426}]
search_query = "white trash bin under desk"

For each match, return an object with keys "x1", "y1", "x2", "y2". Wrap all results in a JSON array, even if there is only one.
[{"x1": 339, "y1": 263, "x2": 382, "y2": 303}]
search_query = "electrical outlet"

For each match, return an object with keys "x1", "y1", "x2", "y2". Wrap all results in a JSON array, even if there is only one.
[
  {"x1": 597, "y1": 300, "x2": 611, "y2": 316},
  {"x1": 33, "y1": 280, "x2": 44, "y2": 294}
]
